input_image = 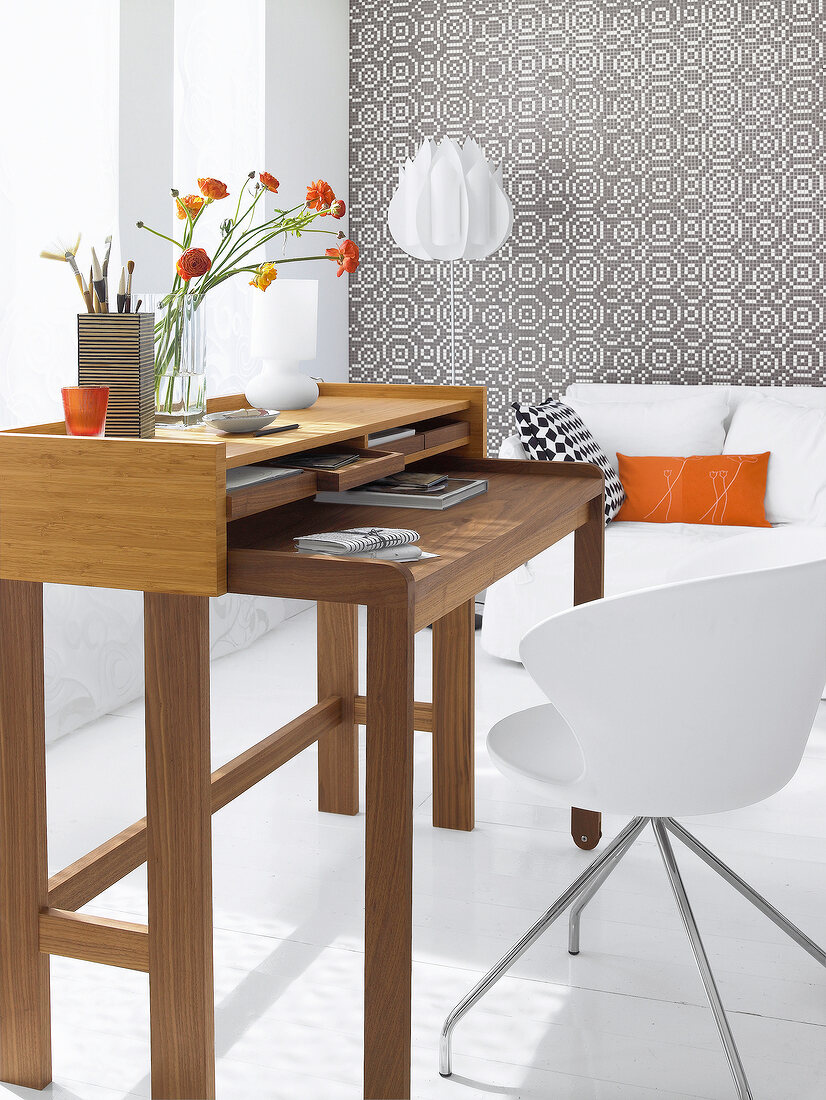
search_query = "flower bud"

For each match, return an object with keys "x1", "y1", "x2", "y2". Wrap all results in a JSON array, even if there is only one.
[
  {"x1": 136, "y1": 221, "x2": 144, "y2": 228},
  {"x1": 170, "y1": 188, "x2": 179, "y2": 197}
]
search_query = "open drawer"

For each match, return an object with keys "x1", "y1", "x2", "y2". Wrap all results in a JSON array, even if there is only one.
[
  {"x1": 226, "y1": 447, "x2": 405, "y2": 521},
  {"x1": 294, "y1": 447, "x2": 404, "y2": 491}
]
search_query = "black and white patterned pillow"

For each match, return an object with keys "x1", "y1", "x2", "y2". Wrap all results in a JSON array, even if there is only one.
[{"x1": 512, "y1": 399, "x2": 625, "y2": 523}]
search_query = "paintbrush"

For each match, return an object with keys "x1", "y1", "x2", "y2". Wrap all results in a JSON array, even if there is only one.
[
  {"x1": 40, "y1": 234, "x2": 92, "y2": 310},
  {"x1": 79, "y1": 273, "x2": 93, "y2": 313},
  {"x1": 90, "y1": 247, "x2": 108, "y2": 313},
  {"x1": 101, "y1": 234, "x2": 113, "y2": 307},
  {"x1": 117, "y1": 267, "x2": 127, "y2": 313},
  {"x1": 125, "y1": 259, "x2": 134, "y2": 312},
  {"x1": 134, "y1": 299, "x2": 143, "y2": 313},
  {"x1": 90, "y1": 266, "x2": 99, "y2": 312}
]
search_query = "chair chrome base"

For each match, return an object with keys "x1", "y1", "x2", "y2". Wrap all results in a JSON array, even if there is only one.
[{"x1": 440, "y1": 817, "x2": 826, "y2": 1098}]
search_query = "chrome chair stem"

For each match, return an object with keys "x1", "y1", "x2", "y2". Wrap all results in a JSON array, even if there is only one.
[
  {"x1": 439, "y1": 816, "x2": 645, "y2": 1077},
  {"x1": 568, "y1": 816, "x2": 649, "y2": 954},
  {"x1": 652, "y1": 819, "x2": 753, "y2": 1100},
  {"x1": 665, "y1": 818, "x2": 826, "y2": 970}
]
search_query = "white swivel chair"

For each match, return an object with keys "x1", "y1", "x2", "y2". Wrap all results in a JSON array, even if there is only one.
[{"x1": 441, "y1": 561, "x2": 826, "y2": 1100}]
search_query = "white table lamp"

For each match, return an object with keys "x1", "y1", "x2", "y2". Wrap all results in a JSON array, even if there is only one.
[{"x1": 246, "y1": 279, "x2": 319, "y2": 410}]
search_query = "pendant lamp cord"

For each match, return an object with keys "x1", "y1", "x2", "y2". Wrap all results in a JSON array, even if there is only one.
[{"x1": 449, "y1": 258, "x2": 456, "y2": 386}]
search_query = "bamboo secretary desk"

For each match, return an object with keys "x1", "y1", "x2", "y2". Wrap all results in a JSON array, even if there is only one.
[{"x1": 0, "y1": 382, "x2": 605, "y2": 1100}]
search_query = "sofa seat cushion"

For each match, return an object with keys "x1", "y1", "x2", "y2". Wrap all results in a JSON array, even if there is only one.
[{"x1": 481, "y1": 521, "x2": 826, "y2": 665}]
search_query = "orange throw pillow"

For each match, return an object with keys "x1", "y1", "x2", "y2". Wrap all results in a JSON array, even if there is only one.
[{"x1": 615, "y1": 453, "x2": 771, "y2": 527}]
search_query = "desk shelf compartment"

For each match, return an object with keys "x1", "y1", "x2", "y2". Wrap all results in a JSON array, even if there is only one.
[{"x1": 226, "y1": 448, "x2": 405, "y2": 521}]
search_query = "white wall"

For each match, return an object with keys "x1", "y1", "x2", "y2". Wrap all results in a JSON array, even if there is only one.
[
  {"x1": 263, "y1": 0, "x2": 350, "y2": 384},
  {"x1": 119, "y1": 0, "x2": 174, "y2": 293}
]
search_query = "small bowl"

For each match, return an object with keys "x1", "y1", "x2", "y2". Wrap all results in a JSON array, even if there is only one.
[{"x1": 203, "y1": 408, "x2": 280, "y2": 434}]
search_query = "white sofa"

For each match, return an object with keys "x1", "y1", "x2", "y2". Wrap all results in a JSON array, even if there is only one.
[{"x1": 483, "y1": 384, "x2": 826, "y2": 687}]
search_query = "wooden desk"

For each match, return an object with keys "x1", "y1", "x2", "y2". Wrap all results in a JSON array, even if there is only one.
[{"x1": 0, "y1": 384, "x2": 604, "y2": 1100}]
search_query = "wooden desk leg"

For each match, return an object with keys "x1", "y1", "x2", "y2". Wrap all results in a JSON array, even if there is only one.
[
  {"x1": 432, "y1": 598, "x2": 475, "y2": 831},
  {"x1": 0, "y1": 579, "x2": 51, "y2": 1088},
  {"x1": 318, "y1": 602, "x2": 359, "y2": 815},
  {"x1": 364, "y1": 601, "x2": 414, "y2": 1100},
  {"x1": 572, "y1": 496, "x2": 605, "y2": 852},
  {"x1": 145, "y1": 594, "x2": 215, "y2": 1100}
]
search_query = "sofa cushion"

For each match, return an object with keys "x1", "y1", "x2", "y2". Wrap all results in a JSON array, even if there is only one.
[
  {"x1": 565, "y1": 390, "x2": 729, "y2": 474},
  {"x1": 512, "y1": 399, "x2": 625, "y2": 522},
  {"x1": 723, "y1": 396, "x2": 826, "y2": 526},
  {"x1": 615, "y1": 453, "x2": 771, "y2": 527}
]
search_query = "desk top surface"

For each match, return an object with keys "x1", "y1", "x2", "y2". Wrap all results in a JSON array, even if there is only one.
[{"x1": 228, "y1": 457, "x2": 604, "y2": 628}]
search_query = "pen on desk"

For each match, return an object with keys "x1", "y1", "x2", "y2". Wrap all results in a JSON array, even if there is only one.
[{"x1": 253, "y1": 422, "x2": 300, "y2": 437}]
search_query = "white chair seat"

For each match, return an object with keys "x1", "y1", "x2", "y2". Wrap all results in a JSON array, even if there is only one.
[{"x1": 487, "y1": 704, "x2": 594, "y2": 805}]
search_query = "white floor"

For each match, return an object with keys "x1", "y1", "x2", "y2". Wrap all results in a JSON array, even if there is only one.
[{"x1": 6, "y1": 605, "x2": 826, "y2": 1100}]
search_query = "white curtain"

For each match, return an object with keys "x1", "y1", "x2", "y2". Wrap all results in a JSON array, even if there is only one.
[
  {"x1": 0, "y1": 1, "x2": 298, "y2": 741},
  {"x1": 173, "y1": 0, "x2": 265, "y2": 397},
  {"x1": 0, "y1": 2, "x2": 119, "y2": 427}
]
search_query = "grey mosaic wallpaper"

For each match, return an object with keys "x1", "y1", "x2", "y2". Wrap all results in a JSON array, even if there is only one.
[{"x1": 348, "y1": 0, "x2": 825, "y2": 449}]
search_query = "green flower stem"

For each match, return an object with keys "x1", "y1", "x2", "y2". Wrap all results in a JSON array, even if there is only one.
[{"x1": 138, "y1": 224, "x2": 185, "y2": 250}]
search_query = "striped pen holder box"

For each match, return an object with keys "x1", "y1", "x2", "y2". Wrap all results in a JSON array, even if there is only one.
[{"x1": 77, "y1": 313, "x2": 156, "y2": 438}]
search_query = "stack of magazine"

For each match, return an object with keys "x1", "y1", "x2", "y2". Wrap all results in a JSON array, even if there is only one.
[
  {"x1": 315, "y1": 471, "x2": 487, "y2": 510},
  {"x1": 294, "y1": 527, "x2": 436, "y2": 561}
]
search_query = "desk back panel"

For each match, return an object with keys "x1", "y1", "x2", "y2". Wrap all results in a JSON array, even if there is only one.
[{"x1": 0, "y1": 436, "x2": 226, "y2": 595}]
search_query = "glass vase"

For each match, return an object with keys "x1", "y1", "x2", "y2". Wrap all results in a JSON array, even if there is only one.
[{"x1": 144, "y1": 292, "x2": 207, "y2": 428}]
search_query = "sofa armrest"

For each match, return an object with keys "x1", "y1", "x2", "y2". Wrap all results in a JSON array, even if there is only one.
[{"x1": 499, "y1": 434, "x2": 528, "y2": 460}]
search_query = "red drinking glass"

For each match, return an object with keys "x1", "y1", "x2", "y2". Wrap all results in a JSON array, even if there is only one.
[{"x1": 61, "y1": 386, "x2": 109, "y2": 437}]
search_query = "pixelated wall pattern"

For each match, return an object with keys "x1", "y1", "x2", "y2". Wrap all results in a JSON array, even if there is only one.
[{"x1": 349, "y1": 0, "x2": 825, "y2": 450}]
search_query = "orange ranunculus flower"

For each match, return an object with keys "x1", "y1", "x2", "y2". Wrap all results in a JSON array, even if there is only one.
[
  {"x1": 249, "y1": 262, "x2": 277, "y2": 291},
  {"x1": 330, "y1": 198, "x2": 346, "y2": 220},
  {"x1": 325, "y1": 239, "x2": 359, "y2": 277},
  {"x1": 259, "y1": 172, "x2": 280, "y2": 194},
  {"x1": 197, "y1": 177, "x2": 229, "y2": 201},
  {"x1": 175, "y1": 193, "x2": 206, "y2": 220},
  {"x1": 306, "y1": 179, "x2": 335, "y2": 210},
  {"x1": 176, "y1": 247, "x2": 212, "y2": 282}
]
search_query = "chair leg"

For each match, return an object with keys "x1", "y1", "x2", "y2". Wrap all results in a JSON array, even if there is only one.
[
  {"x1": 439, "y1": 816, "x2": 645, "y2": 1078},
  {"x1": 665, "y1": 818, "x2": 826, "y2": 970},
  {"x1": 652, "y1": 820, "x2": 753, "y2": 1100},
  {"x1": 568, "y1": 816, "x2": 649, "y2": 955}
]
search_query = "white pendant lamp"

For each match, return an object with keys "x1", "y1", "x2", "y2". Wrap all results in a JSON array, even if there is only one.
[
  {"x1": 388, "y1": 137, "x2": 513, "y2": 261},
  {"x1": 388, "y1": 137, "x2": 513, "y2": 381}
]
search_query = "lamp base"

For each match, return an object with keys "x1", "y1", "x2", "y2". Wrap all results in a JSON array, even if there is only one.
[{"x1": 245, "y1": 360, "x2": 319, "y2": 411}]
